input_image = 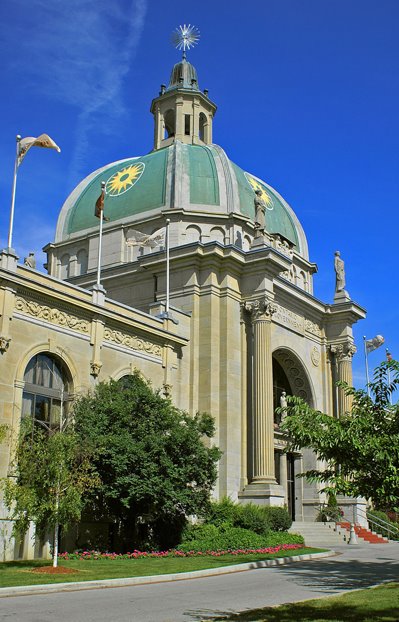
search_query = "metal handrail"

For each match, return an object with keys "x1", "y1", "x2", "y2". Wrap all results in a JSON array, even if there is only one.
[{"x1": 356, "y1": 506, "x2": 399, "y2": 540}]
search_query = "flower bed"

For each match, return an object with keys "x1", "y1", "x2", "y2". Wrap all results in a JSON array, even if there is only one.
[{"x1": 59, "y1": 543, "x2": 304, "y2": 561}]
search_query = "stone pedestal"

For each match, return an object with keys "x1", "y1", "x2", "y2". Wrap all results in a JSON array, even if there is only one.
[{"x1": 0, "y1": 248, "x2": 19, "y2": 272}]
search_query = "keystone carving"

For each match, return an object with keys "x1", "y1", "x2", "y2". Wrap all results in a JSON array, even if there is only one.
[
  {"x1": 0, "y1": 336, "x2": 11, "y2": 353},
  {"x1": 90, "y1": 361, "x2": 102, "y2": 377}
]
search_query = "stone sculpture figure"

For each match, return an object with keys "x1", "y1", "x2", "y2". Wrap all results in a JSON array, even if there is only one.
[
  {"x1": 334, "y1": 251, "x2": 345, "y2": 292},
  {"x1": 24, "y1": 252, "x2": 36, "y2": 269},
  {"x1": 279, "y1": 391, "x2": 288, "y2": 423},
  {"x1": 254, "y1": 189, "x2": 266, "y2": 236}
]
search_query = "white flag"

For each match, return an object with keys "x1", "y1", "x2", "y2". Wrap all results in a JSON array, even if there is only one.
[
  {"x1": 18, "y1": 134, "x2": 61, "y2": 166},
  {"x1": 126, "y1": 228, "x2": 166, "y2": 249},
  {"x1": 365, "y1": 335, "x2": 385, "y2": 354}
]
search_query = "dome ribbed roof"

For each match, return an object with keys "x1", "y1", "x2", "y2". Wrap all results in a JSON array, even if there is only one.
[
  {"x1": 55, "y1": 142, "x2": 308, "y2": 258},
  {"x1": 167, "y1": 59, "x2": 199, "y2": 91}
]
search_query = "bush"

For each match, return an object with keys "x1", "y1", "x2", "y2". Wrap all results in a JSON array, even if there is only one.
[
  {"x1": 203, "y1": 499, "x2": 292, "y2": 534},
  {"x1": 367, "y1": 510, "x2": 399, "y2": 540},
  {"x1": 178, "y1": 524, "x2": 268, "y2": 552},
  {"x1": 233, "y1": 504, "x2": 271, "y2": 535},
  {"x1": 178, "y1": 523, "x2": 303, "y2": 553},
  {"x1": 261, "y1": 507, "x2": 292, "y2": 532},
  {"x1": 203, "y1": 497, "x2": 237, "y2": 527}
]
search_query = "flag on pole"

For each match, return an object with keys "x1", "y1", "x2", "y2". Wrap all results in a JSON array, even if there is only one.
[
  {"x1": 18, "y1": 134, "x2": 61, "y2": 166},
  {"x1": 386, "y1": 349, "x2": 393, "y2": 362},
  {"x1": 94, "y1": 184, "x2": 110, "y2": 221},
  {"x1": 126, "y1": 228, "x2": 166, "y2": 248},
  {"x1": 365, "y1": 334, "x2": 385, "y2": 353}
]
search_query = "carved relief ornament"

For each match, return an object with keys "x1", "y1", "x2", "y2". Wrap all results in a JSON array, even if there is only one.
[
  {"x1": 15, "y1": 297, "x2": 90, "y2": 334},
  {"x1": 103, "y1": 328, "x2": 162, "y2": 357},
  {"x1": 0, "y1": 336, "x2": 11, "y2": 353},
  {"x1": 90, "y1": 361, "x2": 102, "y2": 377},
  {"x1": 329, "y1": 342, "x2": 357, "y2": 361},
  {"x1": 242, "y1": 297, "x2": 278, "y2": 321}
]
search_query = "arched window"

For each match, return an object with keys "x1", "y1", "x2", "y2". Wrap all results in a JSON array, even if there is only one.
[
  {"x1": 210, "y1": 227, "x2": 225, "y2": 244},
  {"x1": 164, "y1": 109, "x2": 175, "y2": 138},
  {"x1": 199, "y1": 112, "x2": 207, "y2": 141},
  {"x1": 60, "y1": 254, "x2": 70, "y2": 279},
  {"x1": 22, "y1": 354, "x2": 72, "y2": 430},
  {"x1": 185, "y1": 225, "x2": 202, "y2": 243},
  {"x1": 76, "y1": 249, "x2": 88, "y2": 275}
]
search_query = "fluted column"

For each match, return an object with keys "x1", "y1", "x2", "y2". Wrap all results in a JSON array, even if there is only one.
[
  {"x1": 244, "y1": 297, "x2": 277, "y2": 483},
  {"x1": 329, "y1": 342, "x2": 357, "y2": 415}
]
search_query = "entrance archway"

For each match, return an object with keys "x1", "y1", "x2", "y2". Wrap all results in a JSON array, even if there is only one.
[{"x1": 272, "y1": 348, "x2": 314, "y2": 520}]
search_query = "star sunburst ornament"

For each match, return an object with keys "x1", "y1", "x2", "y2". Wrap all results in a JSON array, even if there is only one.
[
  {"x1": 106, "y1": 162, "x2": 145, "y2": 197},
  {"x1": 245, "y1": 174, "x2": 274, "y2": 210},
  {"x1": 171, "y1": 24, "x2": 200, "y2": 53}
]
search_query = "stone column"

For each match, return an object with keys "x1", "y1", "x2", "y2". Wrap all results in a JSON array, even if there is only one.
[
  {"x1": 329, "y1": 342, "x2": 356, "y2": 416},
  {"x1": 246, "y1": 297, "x2": 277, "y2": 483},
  {"x1": 238, "y1": 297, "x2": 285, "y2": 506},
  {"x1": 279, "y1": 452, "x2": 288, "y2": 505}
]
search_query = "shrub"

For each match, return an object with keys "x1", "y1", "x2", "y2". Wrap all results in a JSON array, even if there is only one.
[
  {"x1": 261, "y1": 507, "x2": 292, "y2": 532},
  {"x1": 233, "y1": 504, "x2": 271, "y2": 535},
  {"x1": 263, "y1": 532, "x2": 304, "y2": 546},
  {"x1": 367, "y1": 510, "x2": 399, "y2": 540},
  {"x1": 203, "y1": 497, "x2": 237, "y2": 527},
  {"x1": 178, "y1": 524, "x2": 268, "y2": 553}
]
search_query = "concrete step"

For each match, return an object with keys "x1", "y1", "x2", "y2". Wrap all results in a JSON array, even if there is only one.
[{"x1": 289, "y1": 521, "x2": 348, "y2": 547}]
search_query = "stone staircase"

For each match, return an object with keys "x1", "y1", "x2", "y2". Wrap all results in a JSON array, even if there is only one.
[
  {"x1": 336, "y1": 521, "x2": 389, "y2": 544},
  {"x1": 289, "y1": 521, "x2": 349, "y2": 548}
]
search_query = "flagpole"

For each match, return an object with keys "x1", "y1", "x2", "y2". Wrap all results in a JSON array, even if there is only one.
[
  {"x1": 7, "y1": 135, "x2": 21, "y2": 251},
  {"x1": 363, "y1": 336, "x2": 370, "y2": 397},
  {"x1": 96, "y1": 181, "x2": 106, "y2": 288},
  {"x1": 165, "y1": 218, "x2": 170, "y2": 316}
]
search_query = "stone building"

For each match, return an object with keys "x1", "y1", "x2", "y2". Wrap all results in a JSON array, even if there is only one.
[{"x1": 0, "y1": 51, "x2": 365, "y2": 560}]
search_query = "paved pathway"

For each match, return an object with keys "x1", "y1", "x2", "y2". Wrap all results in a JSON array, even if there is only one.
[{"x1": 1, "y1": 542, "x2": 398, "y2": 621}]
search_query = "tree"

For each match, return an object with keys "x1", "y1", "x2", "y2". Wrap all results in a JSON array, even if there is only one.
[
  {"x1": 72, "y1": 373, "x2": 222, "y2": 550},
  {"x1": 280, "y1": 361, "x2": 399, "y2": 510},
  {"x1": 3, "y1": 419, "x2": 97, "y2": 566}
]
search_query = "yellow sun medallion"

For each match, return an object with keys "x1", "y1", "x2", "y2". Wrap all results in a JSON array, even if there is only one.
[
  {"x1": 106, "y1": 162, "x2": 145, "y2": 196},
  {"x1": 245, "y1": 173, "x2": 274, "y2": 210}
]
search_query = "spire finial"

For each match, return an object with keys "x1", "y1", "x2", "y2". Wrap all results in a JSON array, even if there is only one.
[{"x1": 171, "y1": 24, "x2": 200, "y2": 60}]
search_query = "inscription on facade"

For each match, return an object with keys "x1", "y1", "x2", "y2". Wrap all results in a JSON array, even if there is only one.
[{"x1": 274, "y1": 305, "x2": 305, "y2": 334}]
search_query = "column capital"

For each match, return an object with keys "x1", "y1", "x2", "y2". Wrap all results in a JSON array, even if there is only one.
[
  {"x1": 329, "y1": 341, "x2": 357, "y2": 361},
  {"x1": 242, "y1": 297, "x2": 278, "y2": 321}
]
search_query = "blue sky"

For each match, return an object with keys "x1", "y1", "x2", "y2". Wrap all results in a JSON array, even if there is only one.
[{"x1": 0, "y1": 0, "x2": 397, "y2": 389}]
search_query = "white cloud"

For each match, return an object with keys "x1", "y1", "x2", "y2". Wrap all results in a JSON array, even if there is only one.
[{"x1": 3, "y1": 0, "x2": 147, "y2": 182}]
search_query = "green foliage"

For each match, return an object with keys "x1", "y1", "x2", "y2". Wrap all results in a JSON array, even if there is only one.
[
  {"x1": 179, "y1": 522, "x2": 303, "y2": 552},
  {"x1": 261, "y1": 506, "x2": 292, "y2": 532},
  {"x1": 3, "y1": 418, "x2": 96, "y2": 540},
  {"x1": 280, "y1": 361, "x2": 399, "y2": 510},
  {"x1": 367, "y1": 510, "x2": 399, "y2": 540},
  {"x1": 72, "y1": 373, "x2": 221, "y2": 550},
  {"x1": 203, "y1": 499, "x2": 292, "y2": 534},
  {"x1": 178, "y1": 523, "x2": 268, "y2": 552}
]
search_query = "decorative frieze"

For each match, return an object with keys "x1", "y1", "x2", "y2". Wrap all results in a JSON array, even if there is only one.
[
  {"x1": 103, "y1": 328, "x2": 162, "y2": 357},
  {"x1": 15, "y1": 297, "x2": 90, "y2": 334},
  {"x1": 274, "y1": 305, "x2": 304, "y2": 333},
  {"x1": 305, "y1": 319, "x2": 322, "y2": 337}
]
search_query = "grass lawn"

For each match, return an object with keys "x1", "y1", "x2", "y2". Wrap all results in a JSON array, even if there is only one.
[
  {"x1": 211, "y1": 582, "x2": 399, "y2": 622},
  {"x1": 0, "y1": 547, "x2": 323, "y2": 588}
]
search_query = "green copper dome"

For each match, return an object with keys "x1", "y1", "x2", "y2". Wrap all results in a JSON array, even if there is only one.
[{"x1": 55, "y1": 142, "x2": 307, "y2": 256}]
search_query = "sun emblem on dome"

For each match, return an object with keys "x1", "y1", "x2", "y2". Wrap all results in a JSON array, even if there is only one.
[
  {"x1": 106, "y1": 162, "x2": 145, "y2": 196},
  {"x1": 245, "y1": 173, "x2": 274, "y2": 210}
]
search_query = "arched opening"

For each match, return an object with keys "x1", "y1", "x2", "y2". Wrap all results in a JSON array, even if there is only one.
[
  {"x1": 22, "y1": 353, "x2": 72, "y2": 431},
  {"x1": 163, "y1": 109, "x2": 175, "y2": 139},
  {"x1": 185, "y1": 225, "x2": 202, "y2": 243},
  {"x1": 76, "y1": 249, "x2": 88, "y2": 275},
  {"x1": 199, "y1": 112, "x2": 207, "y2": 141},
  {"x1": 272, "y1": 349, "x2": 314, "y2": 521},
  {"x1": 60, "y1": 254, "x2": 70, "y2": 279},
  {"x1": 210, "y1": 226, "x2": 225, "y2": 245}
]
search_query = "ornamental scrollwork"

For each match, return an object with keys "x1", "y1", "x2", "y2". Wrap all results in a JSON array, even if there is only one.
[
  {"x1": 15, "y1": 297, "x2": 90, "y2": 334},
  {"x1": 305, "y1": 319, "x2": 322, "y2": 337},
  {"x1": 103, "y1": 328, "x2": 162, "y2": 357}
]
